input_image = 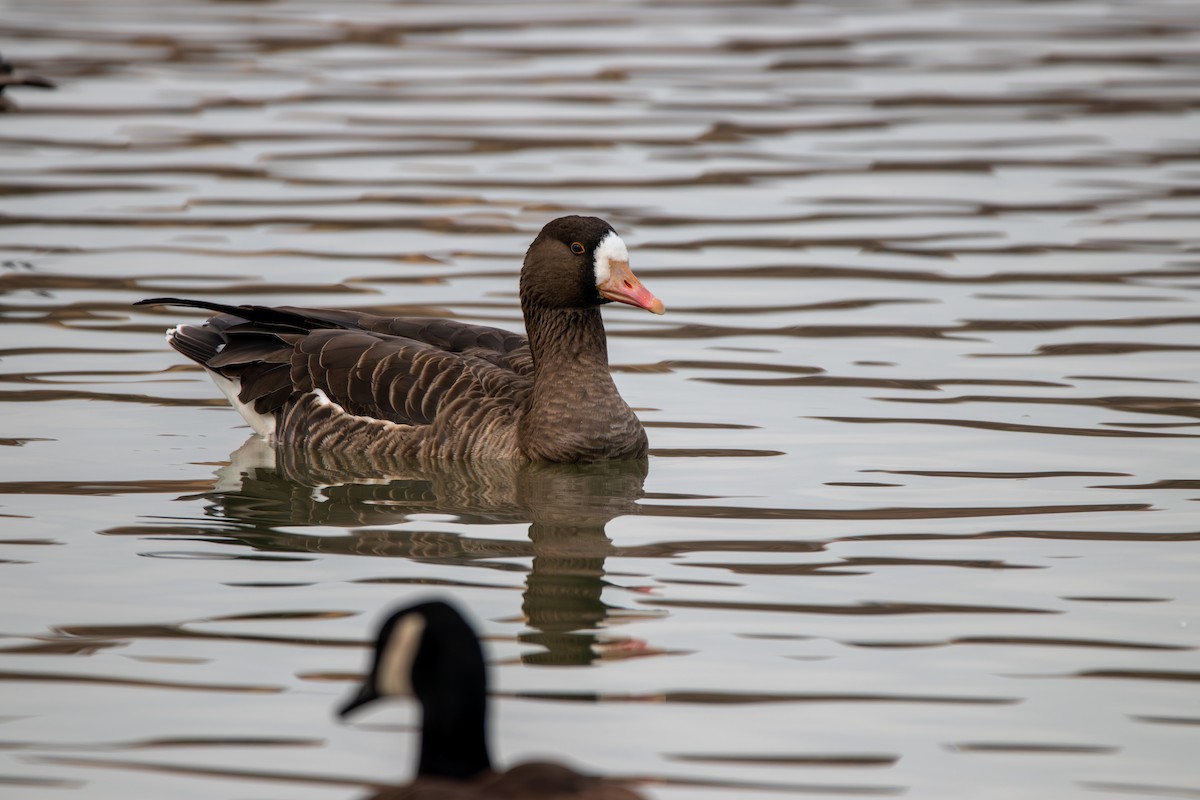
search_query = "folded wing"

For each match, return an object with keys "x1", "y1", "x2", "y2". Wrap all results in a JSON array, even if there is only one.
[{"x1": 139, "y1": 298, "x2": 533, "y2": 455}]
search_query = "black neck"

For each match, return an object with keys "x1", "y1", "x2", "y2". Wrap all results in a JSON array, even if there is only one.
[
  {"x1": 417, "y1": 695, "x2": 491, "y2": 780},
  {"x1": 411, "y1": 611, "x2": 493, "y2": 781}
]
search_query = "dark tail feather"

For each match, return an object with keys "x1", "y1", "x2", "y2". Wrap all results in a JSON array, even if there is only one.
[
  {"x1": 137, "y1": 297, "x2": 252, "y2": 316},
  {"x1": 136, "y1": 297, "x2": 343, "y2": 332},
  {"x1": 169, "y1": 324, "x2": 224, "y2": 366}
]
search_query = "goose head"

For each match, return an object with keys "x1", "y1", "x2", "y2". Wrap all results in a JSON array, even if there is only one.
[
  {"x1": 520, "y1": 216, "x2": 664, "y2": 316},
  {"x1": 339, "y1": 600, "x2": 492, "y2": 781}
]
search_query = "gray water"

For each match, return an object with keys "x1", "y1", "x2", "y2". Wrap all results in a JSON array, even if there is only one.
[{"x1": 1, "y1": 1, "x2": 1198, "y2": 798}]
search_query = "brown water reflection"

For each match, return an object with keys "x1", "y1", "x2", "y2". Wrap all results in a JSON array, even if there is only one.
[{"x1": 109, "y1": 445, "x2": 657, "y2": 668}]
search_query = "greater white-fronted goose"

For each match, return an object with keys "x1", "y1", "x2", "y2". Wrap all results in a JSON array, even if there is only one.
[
  {"x1": 137, "y1": 216, "x2": 663, "y2": 462},
  {"x1": 340, "y1": 600, "x2": 645, "y2": 800}
]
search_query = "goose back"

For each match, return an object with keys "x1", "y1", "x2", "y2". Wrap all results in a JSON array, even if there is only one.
[{"x1": 363, "y1": 762, "x2": 644, "y2": 799}]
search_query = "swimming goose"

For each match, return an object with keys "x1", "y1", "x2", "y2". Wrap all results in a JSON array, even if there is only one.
[
  {"x1": 340, "y1": 600, "x2": 645, "y2": 799},
  {"x1": 137, "y1": 216, "x2": 663, "y2": 462}
]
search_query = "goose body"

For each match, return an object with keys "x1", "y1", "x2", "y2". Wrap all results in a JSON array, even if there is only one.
[
  {"x1": 138, "y1": 216, "x2": 663, "y2": 462},
  {"x1": 341, "y1": 600, "x2": 644, "y2": 800}
]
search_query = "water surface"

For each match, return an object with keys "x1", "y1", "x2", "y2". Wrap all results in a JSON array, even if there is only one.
[{"x1": 1, "y1": 1, "x2": 1198, "y2": 798}]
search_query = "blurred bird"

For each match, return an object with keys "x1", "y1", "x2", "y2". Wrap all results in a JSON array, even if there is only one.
[{"x1": 339, "y1": 600, "x2": 646, "y2": 799}]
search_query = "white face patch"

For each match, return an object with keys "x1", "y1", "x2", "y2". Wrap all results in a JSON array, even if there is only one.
[
  {"x1": 592, "y1": 231, "x2": 628, "y2": 287},
  {"x1": 377, "y1": 612, "x2": 427, "y2": 698}
]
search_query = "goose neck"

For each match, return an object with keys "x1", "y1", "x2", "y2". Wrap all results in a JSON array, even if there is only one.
[
  {"x1": 416, "y1": 683, "x2": 491, "y2": 780},
  {"x1": 524, "y1": 305, "x2": 611, "y2": 380}
]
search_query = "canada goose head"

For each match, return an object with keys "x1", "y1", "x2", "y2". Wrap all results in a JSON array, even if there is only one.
[
  {"x1": 339, "y1": 600, "x2": 492, "y2": 781},
  {"x1": 520, "y1": 216, "x2": 664, "y2": 316}
]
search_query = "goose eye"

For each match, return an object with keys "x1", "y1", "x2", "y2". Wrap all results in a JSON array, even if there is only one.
[{"x1": 570, "y1": 242, "x2": 585, "y2": 255}]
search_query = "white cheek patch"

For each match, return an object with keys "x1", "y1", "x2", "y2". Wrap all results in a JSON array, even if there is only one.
[
  {"x1": 378, "y1": 613, "x2": 427, "y2": 698},
  {"x1": 592, "y1": 231, "x2": 628, "y2": 286}
]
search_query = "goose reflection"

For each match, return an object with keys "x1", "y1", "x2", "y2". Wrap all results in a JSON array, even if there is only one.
[{"x1": 194, "y1": 439, "x2": 651, "y2": 666}]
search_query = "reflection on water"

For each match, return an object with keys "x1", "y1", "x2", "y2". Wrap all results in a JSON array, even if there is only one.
[
  {"x1": 189, "y1": 443, "x2": 653, "y2": 667},
  {"x1": 1, "y1": 0, "x2": 1199, "y2": 798}
]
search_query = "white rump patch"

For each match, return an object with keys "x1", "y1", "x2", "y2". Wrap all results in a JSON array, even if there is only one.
[
  {"x1": 309, "y1": 389, "x2": 406, "y2": 431},
  {"x1": 208, "y1": 371, "x2": 277, "y2": 441},
  {"x1": 164, "y1": 326, "x2": 178, "y2": 344},
  {"x1": 593, "y1": 230, "x2": 628, "y2": 286},
  {"x1": 378, "y1": 613, "x2": 427, "y2": 698}
]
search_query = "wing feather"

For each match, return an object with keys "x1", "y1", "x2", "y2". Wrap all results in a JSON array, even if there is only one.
[{"x1": 145, "y1": 299, "x2": 534, "y2": 440}]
